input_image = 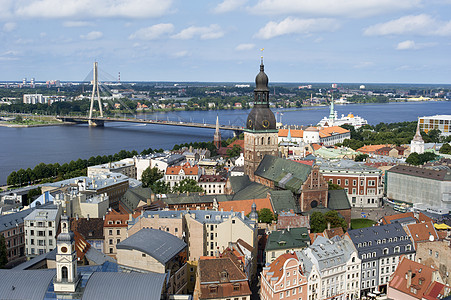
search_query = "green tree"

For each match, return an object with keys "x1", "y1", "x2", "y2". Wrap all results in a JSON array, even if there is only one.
[
  {"x1": 354, "y1": 154, "x2": 369, "y2": 162},
  {"x1": 151, "y1": 180, "x2": 170, "y2": 194},
  {"x1": 258, "y1": 208, "x2": 276, "y2": 223},
  {"x1": 310, "y1": 211, "x2": 327, "y2": 233},
  {"x1": 226, "y1": 145, "x2": 242, "y2": 158},
  {"x1": 406, "y1": 152, "x2": 421, "y2": 165},
  {"x1": 172, "y1": 178, "x2": 204, "y2": 193},
  {"x1": 324, "y1": 210, "x2": 348, "y2": 231},
  {"x1": 141, "y1": 167, "x2": 164, "y2": 188},
  {"x1": 0, "y1": 234, "x2": 7, "y2": 268},
  {"x1": 14, "y1": 115, "x2": 23, "y2": 123},
  {"x1": 328, "y1": 183, "x2": 343, "y2": 190},
  {"x1": 439, "y1": 143, "x2": 451, "y2": 154}
]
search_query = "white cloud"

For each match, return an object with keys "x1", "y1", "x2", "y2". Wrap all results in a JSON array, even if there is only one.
[
  {"x1": 129, "y1": 24, "x2": 174, "y2": 40},
  {"x1": 173, "y1": 50, "x2": 188, "y2": 58},
  {"x1": 364, "y1": 14, "x2": 451, "y2": 36},
  {"x1": 254, "y1": 17, "x2": 339, "y2": 39},
  {"x1": 250, "y1": 0, "x2": 420, "y2": 18},
  {"x1": 235, "y1": 43, "x2": 255, "y2": 51},
  {"x1": 395, "y1": 40, "x2": 437, "y2": 50},
  {"x1": 172, "y1": 24, "x2": 224, "y2": 40},
  {"x1": 63, "y1": 21, "x2": 93, "y2": 27},
  {"x1": 2, "y1": 0, "x2": 172, "y2": 19},
  {"x1": 80, "y1": 31, "x2": 103, "y2": 40},
  {"x1": 396, "y1": 40, "x2": 416, "y2": 50},
  {"x1": 3, "y1": 22, "x2": 16, "y2": 32},
  {"x1": 213, "y1": 0, "x2": 246, "y2": 13}
]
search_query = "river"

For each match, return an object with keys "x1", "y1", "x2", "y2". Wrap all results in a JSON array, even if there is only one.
[{"x1": 0, "y1": 101, "x2": 449, "y2": 185}]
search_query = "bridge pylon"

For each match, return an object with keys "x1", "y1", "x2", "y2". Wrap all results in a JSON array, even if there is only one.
[{"x1": 88, "y1": 62, "x2": 104, "y2": 127}]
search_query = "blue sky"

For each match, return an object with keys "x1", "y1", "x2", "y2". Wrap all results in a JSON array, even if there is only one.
[{"x1": 1, "y1": 0, "x2": 451, "y2": 83}]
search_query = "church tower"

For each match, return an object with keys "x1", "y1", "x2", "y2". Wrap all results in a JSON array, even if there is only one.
[
  {"x1": 54, "y1": 215, "x2": 79, "y2": 293},
  {"x1": 244, "y1": 57, "x2": 278, "y2": 180},
  {"x1": 214, "y1": 114, "x2": 221, "y2": 149},
  {"x1": 410, "y1": 119, "x2": 425, "y2": 154}
]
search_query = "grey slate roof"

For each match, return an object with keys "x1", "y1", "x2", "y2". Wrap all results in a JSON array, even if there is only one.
[
  {"x1": 119, "y1": 186, "x2": 152, "y2": 213},
  {"x1": 0, "y1": 269, "x2": 55, "y2": 300},
  {"x1": 269, "y1": 190, "x2": 300, "y2": 214},
  {"x1": 0, "y1": 208, "x2": 34, "y2": 232},
  {"x1": 117, "y1": 228, "x2": 186, "y2": 264},
  {"x1": 327, "y1": 189, "x2": 351, "y2": 210},
  {"x1": 347, "y1": 223, "x2": 415, "y2": 261},
  {"x1": 266, "y1": 227, "x2": 310, "y2": 251},
  {"x1": 298, "y1": 236, "x2": 347, "y2": 272},
  {"x1": 13, "y1": 249, "x2": 57, "y2": 270},
  {"x1": 82, "y1": 272, "x2": 165, "y2": 300},
  {"x1": 254, "y1": 155, "x2": 312, "y2": 193},
  {"x1": 85, "y1": 247, "x2": 116, "y2": 265}
]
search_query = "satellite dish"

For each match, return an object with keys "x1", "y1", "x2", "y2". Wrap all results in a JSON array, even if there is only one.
[{"x1": 429, "y1": 235, "x2": 435, "y2": 242}]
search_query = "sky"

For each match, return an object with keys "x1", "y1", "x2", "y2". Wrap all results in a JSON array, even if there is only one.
[{"x1": 0, "y1": 0, "x2": 451, "y2": 84}]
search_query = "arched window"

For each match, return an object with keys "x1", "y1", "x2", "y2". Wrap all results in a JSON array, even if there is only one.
[
  {"x1": 268, "y1": 137, "x2": 271, "y2": 144},
  {"x1": 62, "y1": 266, "x2": 68, "y2": 281},
  {"x1": 261, "y1": 137, "x2": 264, "y2": 145}
]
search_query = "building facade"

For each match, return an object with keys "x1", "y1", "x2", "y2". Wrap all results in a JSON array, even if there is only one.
[
  {"x1": 418, "y1": 114, "x2": 451, "y2": 137},
  {"x1": 318, "y1": 160, "x2": 384, "y2": 208},
  {"x1": 24, "y1": 205, "x2": 62, "y2": 258}
]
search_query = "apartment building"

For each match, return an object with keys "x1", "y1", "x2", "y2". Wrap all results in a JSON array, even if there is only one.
[
  {"x1": 346, "y1": 223, "x2": 415, "y2": 296},
  {"x1": 165, "y1": 163, "x2": 200, "y2": 188},
  {"x1": 24, "y1": 205, "x2": 62, "y2": 258},
  {"x1": 103, "y1": 210, "x2": 130, "y2": 258},
  {"x1": 0, "y1": 208, "x2": 34, "y2": 264},
  {"x1": 198, "y1": 175, "x2": 227, "y2": 195}
]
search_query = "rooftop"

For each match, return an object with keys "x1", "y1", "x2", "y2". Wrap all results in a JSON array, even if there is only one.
[{"x1": 117, "y1": 228, "x2": 186, "y2": 264}]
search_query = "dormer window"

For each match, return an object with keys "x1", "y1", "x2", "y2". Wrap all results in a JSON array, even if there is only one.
[
  {"x1": 394, "y1": 246, "x2": 400, "y2": 253},
  {"x1": 116, "y1": 220, "x2": 121, "y2": 224},
  {"x1": 233, "y1": 283, "x2": 240, "y2": 291},
  {"x1": 108, "y1": 221, "x2": 113, "y2": 224}
]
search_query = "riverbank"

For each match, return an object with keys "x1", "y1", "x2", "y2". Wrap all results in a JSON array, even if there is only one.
[{"x1": 0, "y1": 121, "x2": 75, "y2": 128}]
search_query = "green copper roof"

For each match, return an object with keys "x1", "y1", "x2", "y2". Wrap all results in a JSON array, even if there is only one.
[
  {"x1": 266, "y1": 227, "x2": 310, "y2": 251},
  {"x1": 328, "y1": 190, "x2": 351, "y2": 210}
]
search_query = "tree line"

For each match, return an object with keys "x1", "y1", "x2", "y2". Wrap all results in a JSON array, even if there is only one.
[{"x1": 7, "y1": 147, "x2": 163, "y2": 187}]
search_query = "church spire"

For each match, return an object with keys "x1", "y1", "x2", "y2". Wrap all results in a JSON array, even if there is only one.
[
  {"x1": 413, "y1": 119, "x2": 423, "y2": 141},
  {"x1": 214, "y1": 114, "x2": 221, "y2": 149}
]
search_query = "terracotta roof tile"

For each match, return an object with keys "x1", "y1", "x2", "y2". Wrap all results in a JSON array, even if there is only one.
[
  {"x1": 266, "y1": 253, "x2": 298, "y2": 282},
  {"x1": 381, "y1": 212, "x2": 415, "y2": 225},
  {"x1": 357, "y1": 144, "x2": 386, "y2": 154},
  {"x1": 422, "y1": 281, "x2": 447, "y2": 300},
  {"x1": 278, "y1": 129, "x2": 303, "y2": 138},
  {"x1": 406, "y1": 221, "x2": 439, "y2": 248},
  {"x1": 389, "y1": 257, "x2": 439, "y2": 299},
  {"x1": 218, "y1": 197, "x2": 273, "y2": 215},
  {"x1": 104, "y1": 210, "x2": 129, "y2": 227}
]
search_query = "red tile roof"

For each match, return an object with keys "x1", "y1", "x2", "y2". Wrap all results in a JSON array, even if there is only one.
[
  {"x1": 422, "y1": 281, "x2": 448, "y2": 300},
  {"x1": 218, "y1": 197, "x2": 273, "y2": 215},
  {"x1": 104, "y1": 210, "x2": 129, "y2": 227},
  {"x1": 406, "y1": 221, "x2": 439, "y2": 248},
  {"x1": 266, "y1": 253, "x2": 298, "y2": 281},
  {"x1": 166, "y1": 163, "x2": 199, "y2": 175},
  {"x1": 278, "y1": 129, "x2": 303, "y2": 138},
  {"x1": 381, "y1": 212, "x2": 416, "y2": 225},
  {"x1": 389, "y1": 257, "x2": 440, "y2": 300},
  {"x1": 228, "y1": 139, "x2": 244, "y2": 149}
]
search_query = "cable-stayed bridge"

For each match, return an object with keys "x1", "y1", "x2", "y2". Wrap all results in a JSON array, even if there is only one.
[{"x1": 56, "y1": 62, "x2": 245, "y2": 136}]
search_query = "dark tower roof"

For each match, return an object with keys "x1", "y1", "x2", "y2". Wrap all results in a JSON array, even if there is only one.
[
  {"x1": 255, "y1": 59, "x2": 269, "y2": 92},
  {"x1": 245, "y1": 58, "x2": 276, "y2": 132}
]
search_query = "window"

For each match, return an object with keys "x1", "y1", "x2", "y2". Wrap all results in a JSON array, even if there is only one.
[
  {"x1": 49, "y1": 230, "x2": 52, "y2": 236},
  {"x1": 109, "y1": 230, "x2": 113, "y2": 235},
  {"x1": 117, "y1": 229, "x2": 120, "y2": 235},
  {"x1": 109, "y1": 248, "x2": 113, "y2": 253},
  {"x1": 394, "y1": 246, "x2": 400, "y2": 253},
  {"x1": 435, "y1": 251, "x2": 439, "y2": 258},
  {"x1": 109, "y1": 239, "x2": 113, "y2": 245},
  {"x1": 345, "y1": 179, "x2": 349, "y2": 186}
]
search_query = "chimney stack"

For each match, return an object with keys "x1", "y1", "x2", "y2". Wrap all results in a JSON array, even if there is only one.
[
  {"x1": 407, "y1": 270, "x2": 412, "y2": 288},
  {"x1": 327, "y1": 222, "x2": 331, "y2": 230}
]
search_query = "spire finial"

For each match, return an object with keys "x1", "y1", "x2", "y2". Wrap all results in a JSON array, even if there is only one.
[{"x1": 260, "y1": 48, "x2": 264, "y2": 65}]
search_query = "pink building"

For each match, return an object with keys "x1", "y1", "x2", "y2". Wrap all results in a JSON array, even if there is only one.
[{"x1": 260, "y1": 253, "x2": 308, "y2": 300}]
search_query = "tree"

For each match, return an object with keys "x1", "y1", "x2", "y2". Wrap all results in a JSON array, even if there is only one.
[
  {"x1": 226, "y1": 145, "x2": 242, "y2": 158},
  {"x1": 406, "y1": 152, "x2": 421, "y2": 165},
  {"x1": 324, "y1": 210, "x2": 347, "y2": 231},
  {"x1": 141, "y1": 167, "x2": 164, "y2": 188},
  {"x1": 354, "y1": 154, "x2": 369, "y2": 162},
  {"x1": 328, "y1": 183, "x2": 343, "y2": 190},
  {"x1": 0, "y1": 234, "x2": 7, "y2": 268},
  {"x1": 14, "y1": 115, "x2": 23, "y2": 123},
  {"x1": 172, "y1": 178, "x2": 204, "y2": 194},
  {"x1": 439, "y1": 143, "x2": 451, "y2": 154},
  {"x1": 310, "y1": 212, "x2": 327, "y2": 233},
  {"x1": 258, "y1": 208, "x2": 276, "y2": 223}
]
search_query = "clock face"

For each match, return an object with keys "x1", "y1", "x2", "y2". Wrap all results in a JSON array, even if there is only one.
[
  {"x1": 262, "y1": 120, "x2": 270, "y2": 128},
  {"x1": 247, "y1": 119, "x2": 253, "y2": 128},
  {"x1": 61, "y1": 246, "x2": 68, "y2": 253}
]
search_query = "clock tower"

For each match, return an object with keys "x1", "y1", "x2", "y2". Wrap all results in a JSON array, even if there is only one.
[
  {"x1": 244, "y1": 58, "x2": 278, "y2": 180},
  {"x1": 54, "y1": 215, "x2": 80, "y2": 293}
]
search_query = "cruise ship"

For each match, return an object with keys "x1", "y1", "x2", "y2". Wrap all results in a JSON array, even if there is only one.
[{"x1": 317, "y1": 98, "x2": 368, "y2": 128}]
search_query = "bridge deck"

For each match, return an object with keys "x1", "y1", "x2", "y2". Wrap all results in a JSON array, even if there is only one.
[{"x1": 58, "y1": 116, "x2": 244, "y2": 131}]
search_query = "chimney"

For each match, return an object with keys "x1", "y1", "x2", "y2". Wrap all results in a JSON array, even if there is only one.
[
  {"x1": 327, "y1": 222, "x2": 331, "y2": 230},
  {"x1": 76, "y1": 214, "x2": 79, "y2": 221},
  {"x1": 407, "y1": 270, "x2": 412, "y2": 288}
]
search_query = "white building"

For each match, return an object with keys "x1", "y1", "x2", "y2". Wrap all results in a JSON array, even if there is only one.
[
  {"x1": 24, "y1": 204, "x2": 62, "y2": 258},
  {"x1": 164, "y1": 163, "x2": 200, "y2": 188},
  {"x1": 278, "y1": 126, "x2": 351, "y2": 146},
  {"x1": 410, "y1": 121, "x2": 425, "y2": 154}
]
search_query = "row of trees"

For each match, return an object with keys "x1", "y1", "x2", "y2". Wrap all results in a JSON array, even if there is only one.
[
  {"x1": 6, "y1": 147, "x2": 163, "y2": 187},
  {"x1": 310, "y1": 211, "x2": 348, "y2": 233}
]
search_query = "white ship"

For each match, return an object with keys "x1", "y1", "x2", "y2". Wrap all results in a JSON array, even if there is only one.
[{"x1": 317, "y1": 97, "x2": 368, "y2": 128}]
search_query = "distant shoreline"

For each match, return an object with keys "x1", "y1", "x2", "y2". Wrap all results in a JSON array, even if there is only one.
[{"x1": 0, "y1": 122, "x2": 74, "y2": 128}]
